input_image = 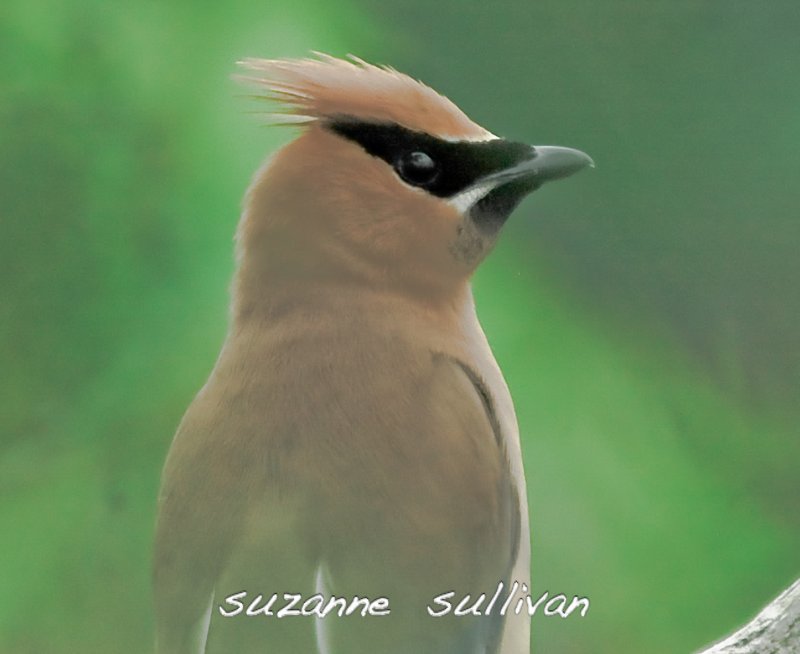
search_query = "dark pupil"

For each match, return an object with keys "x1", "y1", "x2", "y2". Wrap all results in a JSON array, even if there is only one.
[{"x1": 396, "y1": 151, "x2": 439, "y2": 187}]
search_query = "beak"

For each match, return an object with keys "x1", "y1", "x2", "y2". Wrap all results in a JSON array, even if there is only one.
[
  {"x1": 482, "y1": 145, "x2": 594, "y2": 187},
  {"x1": 467, "y1": 144, "x2": 593, "y2": 232}
]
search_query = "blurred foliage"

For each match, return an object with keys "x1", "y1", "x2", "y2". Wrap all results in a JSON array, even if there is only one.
[
  {"x1": 0, "y1": 1, "x2": 798, "y2": 653},
  {"x1": 363, "y1": 0, "x2": 800, "y2": 407}
]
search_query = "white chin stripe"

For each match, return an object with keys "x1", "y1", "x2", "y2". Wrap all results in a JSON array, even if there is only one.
[{"x1": 447, "y1": 179, "x2": 499, "y2": 213}]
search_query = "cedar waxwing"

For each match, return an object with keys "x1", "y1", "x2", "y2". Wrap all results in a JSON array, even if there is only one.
[{"x1": 153, "y1": 54, "x2": 591, "y2": 654}]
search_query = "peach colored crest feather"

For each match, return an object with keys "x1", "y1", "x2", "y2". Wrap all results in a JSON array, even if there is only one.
[{"x1": 236, "y1": 53, "x2": 493, "y2": 141}]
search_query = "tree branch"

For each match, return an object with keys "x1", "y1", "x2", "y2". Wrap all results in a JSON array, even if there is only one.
[{"x1": 696, "y1": 578, "x2": 800, "y2": 653}]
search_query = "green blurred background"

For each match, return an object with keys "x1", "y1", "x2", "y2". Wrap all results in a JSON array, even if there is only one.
[{"x1": 1, "y1": 1, "x2": 798, "y2": 652}]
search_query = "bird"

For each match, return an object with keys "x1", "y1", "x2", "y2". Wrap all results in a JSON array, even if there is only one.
[{"x1": 153, "y1": 54, "x2": 592, "y2": 654}]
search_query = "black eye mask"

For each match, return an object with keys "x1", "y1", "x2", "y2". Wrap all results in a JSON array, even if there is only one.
[{"x1": 326, "y1": 118, "x2": 535, "y2": 199}]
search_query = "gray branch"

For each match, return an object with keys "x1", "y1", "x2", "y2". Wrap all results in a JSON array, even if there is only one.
[{"x1": 696, "y1": 578, "x2": 800, "y2": 654}]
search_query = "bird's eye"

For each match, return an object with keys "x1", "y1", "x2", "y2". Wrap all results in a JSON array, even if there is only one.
[{"x1": 395, "y1": 151, "x2": 439, "y2": 187}]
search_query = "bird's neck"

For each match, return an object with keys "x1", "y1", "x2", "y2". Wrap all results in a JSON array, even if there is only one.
[{"x1": 231, "y1": 266, "x2": 475, "y2": 340}]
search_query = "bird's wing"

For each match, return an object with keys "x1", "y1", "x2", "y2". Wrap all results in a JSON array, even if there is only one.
[
  {"x1": 152, "y1": 374, "x2": 320, "y2": 654},
  {"x1": 311, "y1": 350, "x2": 522, "y2": 654},
  {"x1": 152, "y1": 406, "x2": 245, "y2": 654},
  {"x1": 432, "y1": 353, "x2": 522, "y2": 654}
]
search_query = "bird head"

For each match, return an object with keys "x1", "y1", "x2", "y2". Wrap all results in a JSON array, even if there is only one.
[{"x1": 235, "y1": 55, "x2": 592, "y2": 305}]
